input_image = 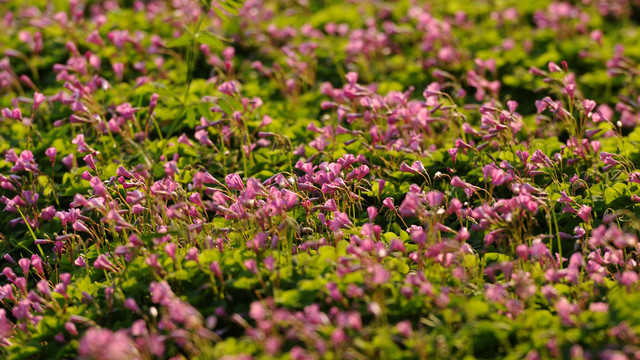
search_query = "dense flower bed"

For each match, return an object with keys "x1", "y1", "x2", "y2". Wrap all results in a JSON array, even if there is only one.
[{"x1": 3, "y1": 0, "x2": 640, "y2": 358}]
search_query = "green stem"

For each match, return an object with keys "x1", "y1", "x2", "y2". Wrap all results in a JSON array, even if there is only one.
[
  {"x1": 551, "y1": 205, "x2": 562, "y2": 268},
  {"x1": 17, "y1": 207, "x2": 45, "y2": 259}
]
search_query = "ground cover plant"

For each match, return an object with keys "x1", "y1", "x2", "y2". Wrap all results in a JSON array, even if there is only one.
[{"x1": 5, "y1": 0, "x2": 640, "y2": 359}]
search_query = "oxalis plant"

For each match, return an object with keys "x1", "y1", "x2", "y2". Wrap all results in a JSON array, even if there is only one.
[{"x1": 3, "y1": 0, "x2": 640, "y2": 359}]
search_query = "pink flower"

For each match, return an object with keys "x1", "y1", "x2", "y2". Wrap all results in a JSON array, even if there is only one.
[
  {"x1": 447, "y1": 198, "x2": 463, "y2": 216},
  {"x1": 410, "y1": 227, "x2": 426, "y2": 246},
  {"x1": 555, "y1": 297, "x2": 578, "y2": 326},
  {"x1": 619, "y1": 271, "x2": 639, "y2": 288},
  {"x1": 589, "y1": 302, "x2": 609, "y2": 313},
  {"x1": 485, "y1": 283, "x2": 507, "y2": 303},
  {"x1": 115, "y1": 103, "x2": 136, "y2": 120},
  {"x1": 399, "y1": 192, "x2": 422, "y2": 217},
  {"x1": 225, "y1": 173, "x2": 244, "y2": 190},
  {"x1": 583, "y1": 99, "x2": 597, "y2": 115},
  {"x1": 194, "y1": 129, "x2": 213, "y2": 146},
  {"x1": 455, "y1": 139, "x2": 473, "y2": 150},
  {"x1": 345, "y1": 72, "x2": 358, "y2": 84},
  {"x1": 124, "y1": 298, "x2": 140, "y2": 313},
  {"x1": 530, "y1": 149, "x2": 552, "y2": 166},
  {"x1": 516, "y1": 244, "x2": 529, "y2": 259},
  {"x1": 382, "y1": 197, "x2": 395, "y2": 210},
  {"x1": 65, "y1": 321, "x2": 78, "y2": 336},
  {"x1": 1, "y1": 108, "x2": 22, "y2": 120},
  {"x1": 40, "y1": 205, "x2": 56, "y2": 221},
  {"x1": 599, "y1": 151, "x2": 618, "y2": 166},
  {"x1": 94, "y1": 255, "x2": 115, "y2": 271},
  {"x1": 377, "y1": 179, "x2": 386, "y2": 196},
  {"x1": 249, "y1": 301, "x2": 265, "y2": 320},
  {"x1": 112, "y1": 62, "x2": 124, "y2": 80},
  {"x1": 448, "y1": 148, "x2": 458, "y2": 163},
  {"x1": 30, "y1": 255, "x2": 44, "y2": 276},
  {"x1": 78, "y1": 328, "x2": 139, "y2": 359},
  {"x1": 36, "y1": 280, "x2": 50, "y2": 296},
  {"x1": 74, "y1": 256, "x2": 87, "y2": 267},
  {"x1": 45, "y1": 147, "x2": 57, "y2": 164},
  {"x1": 577, "y1": 205, "x2": 591, "y2": 222},
  {"x1": 367, "y1": 206, "x2": 378, "y2": 221},
  {"x1": 177, "y1": 133, "x2": 193, "y2": 147},
  {"x1": 558, "y1": 190, "x2": 575, "y2": 204},
  {"x1": 83, "y1": 154, "x2": 96, "y2": 171},
  {"x1": 218, "y1": 81, "x2": 238, "y2": 96},
  {"x1": 244, "y1": 259, "x2": 258, "y2": 274},
  {"x1": 548, "y1": 61, "x2": 562, "y2": 72},
  {"x1": 331, "y1": 328, "x2": 348, "y2": 345},
  {"x1": 86, "y1": 30, "x2": 104, "y2": 46},
  {"x1": 455, "y1": 227, "x2": 470, "y2": 242},
  {"x1": 164, "y1": 243, "x2": 177, "y2": 261},
  {"x1": 423, "y1": 82, "x2": 441, "y2": 98},
  {"x1": 425, "y1": 191, "x2": 444, "y2": 207},
  {"x1": 450, "y1": 176, "x2": 466, "y2": 189},
  {"x1": 18, "y1": 258, "x2": 30, "y2": 274},
  {"x1": 332, "y1": 211, "x2": 353, "y2": 229},
  {"x1": 210, "y1": 261, "x2": 222, "y2": 279},
  {"x1": 33, "y1": 92, "x2": 46, "y2": 110},
  {"x1": 149, "y1": 93, "x2": 159, "y2": 113},
  {"x1": 149, "y1": 281, "x2": 174, "y2": 305},
  {"x1": 72, "y1": 134, "x2": 91, "y2": 153},
  {"x1": 371, "y1": 265, "x2": 390, "y2": 285},
  {"x1": 396, "y1": 321, "x2": 412, "y2": 337},
  {"x1": 399, "y1": 162, "x2": 417, "y2": 174}
]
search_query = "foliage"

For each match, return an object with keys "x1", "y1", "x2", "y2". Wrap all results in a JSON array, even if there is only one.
[{"x1": 1, "y1": 0, "x2": 640, "y2": 359}]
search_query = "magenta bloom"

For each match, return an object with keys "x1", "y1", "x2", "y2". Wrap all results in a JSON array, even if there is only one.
[
  {"x1": 399, "y1": 162, "x2": 418, "y2": 174},
  {"x1": 399, "y1": 192, "x2": 422, "y2": 217},
  {"x1": 45, "y1": 147, "x2": 57, "y2": 164},
  {"x1": 244, "y1": 259, "x2": 258, "y2": 274},
  {"x1": 448, "y1": 148, "x2": 458, "y2": 163},
  {"x1": 249, "y1": 301, "x2": 265, "y2": 320},
  {"x1": 72, "y1": 134, "x2": 91, "y2": 153},
  {"x1": 345, "y1": 72, "x2": 359, "y2": 84},
  {"x1": 576, "y1": 205, "x2": 591, "y2": 223},
  {"x1": 218, "y1": 81, "x2": 238, "y2": 95},
  {"x1": 112, "y1": 62, "x2": 124, "y2": 80},
  {"x1": 33, "y1": 92, "x2": 46, "y2": 110},
  {"x1": 367, "y1": 206, "x2": 378, "y2": 221},
  {"x1": 78, "y1": 328, "x2": 139, "y2": 359},
  {"x1": 225, "y1": 173, "x2": 244, "y2": 190},
  {"x1": 94, "y1": 255, "x2": 115, "y2": 271},
  {"x1": 455, "y1": 139, "x2": 473, "y2": 150},
  {"x1": 382, "y1": 197, "x2": 395, "y2": 210},
  {"x1": 74, "y1": 256, "x2": 87, "y2": 267},
  {"x1": 450, "y1": 176, "x2": 465, "y2": 188},
  {"x1": 83, "y1": 154, "x2": 96, "y2": 171},
  {"x1": 425, "y1": 191, "x2": 444, "y2": 207},
  {"x1": 619, "y1": 271, "x2": 639, "y2": 289}
]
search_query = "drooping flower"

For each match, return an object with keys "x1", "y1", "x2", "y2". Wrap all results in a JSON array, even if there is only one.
[
  {"x1": 78, "y1": 328, "x2": 139, "y2": 359},
  {"x1": 225, "y1": 173, "x2": 244, "y2": 190},
  {"x1": 577, "y1": 205, "x2": 591, "y2": 223},
  {"x1": 93, "y1": 255, "x2": 116, "y2": 272},
  {"x1": 44, "y1": 147, "x2": 57, "y2": 165}
]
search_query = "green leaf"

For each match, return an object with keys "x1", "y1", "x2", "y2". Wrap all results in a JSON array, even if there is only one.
[
  {"x1": 604, "y1": 182, "x2": 629, "y2": 206},
  {"x1": 231, "y1": 276, "x2": 259, "y2": 290},
  {"x1": 275, "y1": 289, "x2": 301, "y2": 307},
  {"x1": 465, "y1": 297, "x2": 490, "y2": 320},
  {"x1": 194, "y1": 31, "x2": 230, "y2": 47},
  {"x1": 9, "y1": 343, "x2": 40, "y2": 360},
  {"x1": 219, "y1": 1, "x2": 241, "y2": 15},
  {"x1": 165, "y1": 34, "x2": 192, "y2": 48}
]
